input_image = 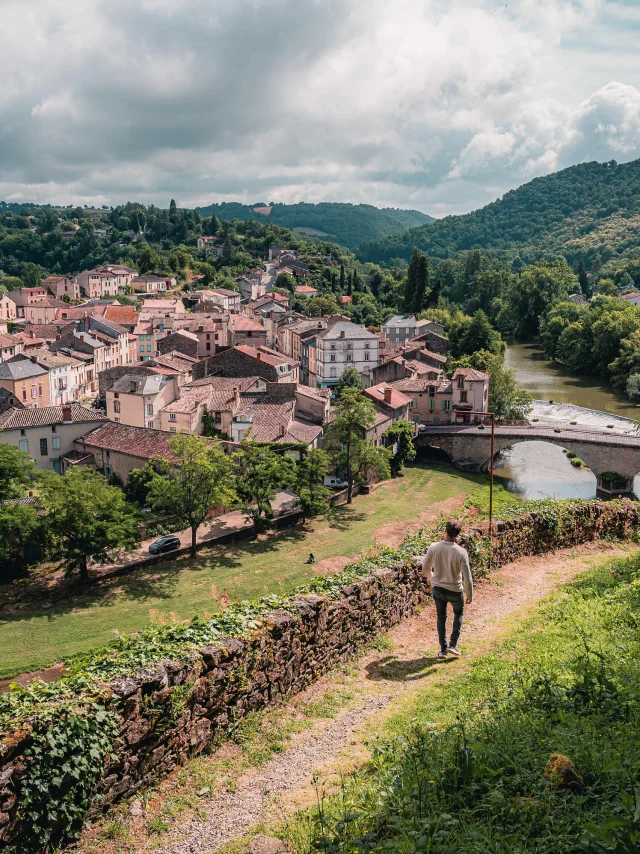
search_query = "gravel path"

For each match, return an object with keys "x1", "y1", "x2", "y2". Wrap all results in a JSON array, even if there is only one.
[{"x1": 148, "y1": 541, "x2": 631, "y2": 854}]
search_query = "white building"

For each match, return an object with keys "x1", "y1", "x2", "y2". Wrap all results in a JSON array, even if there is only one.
[{"x1": 311, "y1": 320, "x2": 379, "y2": 389}]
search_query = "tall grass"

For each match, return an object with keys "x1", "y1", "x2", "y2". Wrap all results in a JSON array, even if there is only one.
[{"x1": 286, "y1": 553, "x2": 640, "y2": 853}]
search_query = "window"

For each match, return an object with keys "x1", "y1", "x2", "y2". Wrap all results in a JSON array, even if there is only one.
[
  {"x1": 409, "y1": 399, "x2": 417, "y2": 409},
  {"x1": 140, "y1": 345, "x2": 144, "y2": 352},
  {"x1": 347, "y1": 342, "x2": 353, "y2": 350},
  {"x1": 146, "y1": 404, "x2": 154, "y2": 416},
  {"x1": 364, "y1": 342, "x2": 370, "y2": 350},
  {"x1": 169, "y1": 413, "x2": 177, "y2": 422},
  {"x1": 460, "y1": 390, "x2": 468, "y2": 403},
  {"x1": 40, "y1": 438, "x2": 48, "y2": 456},
  {"x1": 206, "y1": 342, "x2": 211, "y2": 351},
  {"x1": 428, "y1": 398, "x2": 434, "y2": 412},
  {"x1": 113, "y1": 401, "x2": 121, "y2": 413},
  {"x1": 147, "y1": 344, "x2": 152, "y2": 352},
  {"x1": 146, "y1": 421, "x2": 155, "y2": 429},
  {"x1": 20, "y1": 429, "x2": 25, "y2": 437},
  {"x1": 22, "y1": 389, "x2": 27, "y2": 401},
  {"x1": 346, "y1": 353, "x2": 353, "y2": 362},
  {"x1": 104, "y1": 465, "x2": 112, "y2": 477},
  {"x1": 442, "y1": 400, "x2": 452, "y2": 411},
  {"x1": 330, "y1": 344, "x2": 336, "y2": 351},
  {"x1": 170, "y1": 427, "x2": 177, "y2": 433},
  {"x1": 51, "y1": 425, "x2": 56, "y2": 433},
  {"x1": 31, "y1": 387, "x2": 37, "y2": 399},
  {"x1": 330, "y1": 367, "x2": 337, "y2": 378},
  {"x1": 114, "y1": 417, "x2": 121, "y2": 423},
  {"x1": 330, "y1": 354, "x2": 336, "y2": 362},
  {"x1": 428, "y1": 387, "x2": 435, "y2": 397},
  {"x1": 52, "y1": 436, "x2": 61, "y2": 450},
  {"x1": 146, "y1": 334, "x2": 151, "y2": 340},
  {"x1": 114, "y1": 392, "x2": 119, "y2": 399},
  {"x1": 364, "y1": 353, "x2": 369, "y2": 360},
  {"x1": 19, "y1": 439, "x2": 28, "y2": 453},
  {"x1": 457, "y1": 375, "x2": 464, "y2": 388}
]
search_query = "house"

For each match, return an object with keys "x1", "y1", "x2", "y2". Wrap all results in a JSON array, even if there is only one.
[
  {"x1": 0, "y1": 404, "x2": 108, "y2": 472},
  {"x1": 309, "y1": 319, "x2": 379, "y2": 389},
  {"x1": 228, "y1": 314, "x2": 268, "y2": 348},
  {"x1": 567, "y1": 293, "x2": 588, "y2": 306},
  {"x1": 0, "y1": 334, "x2": 24, "y2": 363},
  {"x1": 70, "y1": 421, "x2": 180, "y2": 484},
  {"x1": 382, "y1": 315, "x2": 419, "y2": 342},
  {"x1": 340, "y1": 295, "x2": 352, "y2": 305},
  {"x1": 193, "y1": 345, "x2": 298, "y2": 384},
  {"x1": 76, "y1": 269, "x2": 119, "y2": 299},
  {"x1": 157, "y1": 375, "x2": 266, "y2": 436},
  {"x1": 19, "y1": 298, "x2": 67, "y2": 326},
  {"x1": 158, "y1": 315, "x2": 228, "y2": 358},
  {"x1": 361, "y1": 354, "x2": 444, "y2": 388},
  {"x1": 0, "y1": 293, "x2": 18, "y2": 325},
  {"x1": 451, "y1": 367, "x2": 489, "y2": 421},
  {"x1": 364, "y1": 385, "x2": 412, "y2": 423},
  {"x1": 294, "y1": 285, "x2": 318, "y2": 298},
  {"x1": 279, "y1": 256, "x2": 309, "y2": 277},
  {"x1": 139, "y1": 298, "x2": 186, "y2": 318},
  {"x1": 0, "y1": 359, "x2": 51, "y2": 408},
  {"x1": 619, "y1": 291, "x2": 640, "y2": 307},
  {"x1": 106, "y1": 372, "x2": 179, "y2": 429},
  {"x1": 409, "y1": 329, "x2": 449, "y2": 355},
  {"x1": 191, "y1": 288, "x2": 241, "y2": 313},
  {"x1": 230, "y1": 383, "x2": 322, "y2": 448},
  {"x1": 277, "y1": 317, "x2": 327, "y2": 362},
  {"x1": 415, "y1": 318, "x2": 445, "y2": 336},
  {"x1": 389, "y1": 377, "x2": 454, "y2": 425},
  {"x1": 131, "y1": 274, "x2": 168, "y2": 294},
  {"x1": 244, "y1": 296, "x2": 289, "y2": 346},
  {"x1": 7, "y1": 287, "x2": 49, "y2": 318},
  {"x1": 236, "y1": 272, "x2": 266, "y2": 301},
  {"x1": 197, "y1": 235, "x2": 217, "y2": 249},
  {"x1": 41, "y1": 275, "x2": 80, "y2": 300},
  {"x1": 49, "y1": 329, "x2": 115, "y2": 388},
  {"x1": 0, "y1": 387, "x2": 25, "y2": 414},
  {"x1": 104, "y1": 304, "x2": 139, "y2": 329},
  {"x1": 9, "y1": 350, "x2": 74, "y2": 406}
]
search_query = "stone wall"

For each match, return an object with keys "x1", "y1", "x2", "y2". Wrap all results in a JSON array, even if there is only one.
[{"x1": 1, "y1": 500, "x2": 638, "y2": 850}]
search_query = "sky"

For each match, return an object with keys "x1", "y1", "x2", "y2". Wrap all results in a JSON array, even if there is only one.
[{"x1": 1, "y1": 0, "x2": 640, "y2": 216}]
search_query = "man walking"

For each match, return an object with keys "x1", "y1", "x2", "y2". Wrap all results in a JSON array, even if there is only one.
[{"x1": 418, "y1": 519, "x2": 473, "y2": 659}]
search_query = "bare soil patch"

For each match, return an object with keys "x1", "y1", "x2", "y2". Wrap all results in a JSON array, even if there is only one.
[{"x1": 375, "y1": 496, "x2": 464, "y2": 547}]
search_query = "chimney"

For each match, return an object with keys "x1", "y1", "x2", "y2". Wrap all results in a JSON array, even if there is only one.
[
  {"x1": 256, "y1": 352, "x2": 261, "y2": 360},
  {"x1": 61, "y1": 404, "x2": 72, "y2": 423},
  {"x1": 30, "y1": 355, "x2": 37, "y2": 363},
  {"x1": 130, "y1": 380, "x2": 137, "y2": 393},
  {"x1": 383, "y1": 387, "x2": 393, "y2": 404},
  {"x1": 30, "y1": 331, "x2": 35, "y2": 339},
  {"x1": 280, "y1": 424, "x2": 286, "y2": 437},
  {"x1": 233, "y1": 386, "x2": 240, "y2": 407}
]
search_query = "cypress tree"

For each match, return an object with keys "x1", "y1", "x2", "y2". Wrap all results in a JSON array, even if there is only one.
[
  {"x1": 577, "y1": 260, "x2": 589, "y2": 296},
  {"x1": 413, "y1": 253, "x2": 429, "y2": 313},
  {"x1": 426, "y1": 278, "x2": 441, "y2": 308},
  {"x1": 404, "y1": 249, "x2": 420, "y2": 311},
  {"x1": 339, "y1": 264, "x2": 346, "y2": 292}
]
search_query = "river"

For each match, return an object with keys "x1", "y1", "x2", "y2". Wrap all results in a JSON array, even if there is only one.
[{"x1": 494, "y1": 342, "x2": 640, "y2": 500}]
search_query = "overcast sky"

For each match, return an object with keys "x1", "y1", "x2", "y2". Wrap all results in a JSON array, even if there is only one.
[{"x1": 1, "y1": 0, "x2": 639, "y2": 216}]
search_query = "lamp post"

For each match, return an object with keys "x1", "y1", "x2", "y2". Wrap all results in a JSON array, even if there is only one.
[{"x1": 459, "y1": 410, "x2": 496, "y2": 570}]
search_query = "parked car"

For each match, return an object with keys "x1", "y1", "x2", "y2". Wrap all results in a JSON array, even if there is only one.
[
  {"x1": 324, "y1": 475, "x2": 348, "y2": 489},
  {"x1": 148, "y1": 535, "x2": 181, "y2": 555}
]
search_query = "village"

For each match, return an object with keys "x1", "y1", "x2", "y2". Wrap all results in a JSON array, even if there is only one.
[{"x1": 0, "y1": 246, "x2": 488, "y2": 486}]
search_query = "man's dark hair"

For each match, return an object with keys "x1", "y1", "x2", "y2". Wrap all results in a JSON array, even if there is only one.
[{"x1": 446, "y1": 519, "x2": 462, "y2": 539}]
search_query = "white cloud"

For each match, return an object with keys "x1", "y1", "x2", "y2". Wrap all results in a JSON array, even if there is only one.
[{"x1": 0, "y1": 0, "x2": 637, "y2": 214}]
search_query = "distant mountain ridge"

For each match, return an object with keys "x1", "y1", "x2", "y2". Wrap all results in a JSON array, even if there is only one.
[
  {"x1": 359, "y1": 159, "x2": 640, "y2": 266},
  {"x1": 194, "y1": 201, "x2": 434, "y2": 249}
]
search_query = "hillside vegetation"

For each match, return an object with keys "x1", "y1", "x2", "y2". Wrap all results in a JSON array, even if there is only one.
[
  {"x1": 361, "y1": 158, "x2": 640, "y2": 265},
  {"x1": 292, "y1": 550, "x2": 640, "y2": 854},
  {"x1": 194, "y1": 201, "x2": 434, "y2": 249}
]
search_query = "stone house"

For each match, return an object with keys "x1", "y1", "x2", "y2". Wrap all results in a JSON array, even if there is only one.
[
  {"x1": 0, "y1": 403, "x2": 107, "y2": 472},
  {"x1": 0, "y1": 359, "x2": 51, "y2": 408},
  {"x1": 41, "y1": 276, "x2": 80, "y2": 300},
  {"x1": 193, "y1": 345, "x2": 298, "y2": 384},
  {"x1": 363, "y1": 385, "x2": 412, "y2": 423},
  {"x1": 382, "y1": 315, "x2": 419, "y2": 343},
  {"x1": 310, "y1": 319, "x2": 379, "y2": 389},
  {"x1": 106, "y1": 373, "x2": 179, "y2": 429},
  {"x1": 0, "y1": 334, "x2": 24, "y2": 363}
]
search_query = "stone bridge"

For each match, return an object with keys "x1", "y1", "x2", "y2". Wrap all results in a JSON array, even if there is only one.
[{"x1": 415, "y1": 406, "x2": 640, "y2": 494}]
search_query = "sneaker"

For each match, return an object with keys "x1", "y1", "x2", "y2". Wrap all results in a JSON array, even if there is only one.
[
  {"x1": 447, "y1": 646, "x2": 461, "y2": 657},
  {"x1": 437, "y1": 650, "x2": 448, "y2": 659}
]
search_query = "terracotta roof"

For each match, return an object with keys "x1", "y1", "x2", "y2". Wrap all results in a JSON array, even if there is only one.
[
  {"x1": 235, "y1": 344, "x2": 291, "y2": 367},
  {"x1": 0, "y1": 404, "x2": 107, "y2": 430},
  {"x1": 14, "y1": 333, "x2": 45, "y2": 346},
  {"x1": 210, "y1": 287, "x2": 239, "y2": 297},
  {"x1": 0, "y1": 334, "x2": 23, "y2": 348},
  {"x1": 55, "y1": 305, "x2": 108, "y2": 321},
  {"x1": 16, "y1": 349, "x2": 74, "y2": 369},
  {"x1": 340, "y1": 295, "x2": 352, "y2": 303},
  {"x1": 161, "y1": 385, "x2": 214, "y2": 414},
  {"x1": 390, "y1": 377, "x2": 452, "y2": 393},
  {"x1": 229, "y1": 315, "x2": 266, "y2": 333},
  {"x1": 415, "y1": 348, "x2": 447, "y2": 364},
  {"x1": 152, "y1": 351, "x2": 198, "y2": 370},
  {"x1": 236, "y1": 396, "x2": 321, "y2": 445},
  {"x1": 104, "y1": 305, "x2": 139, "y2": 326},
  {"x1": 188, "y1": 375, "x2": 262, "y2": 393},
  {"x1": 271, "y1": 292, "x2": 289, "y2": 302},
  {"x1": 79, "y1": 422, "x2": 180, "y2": 460},
  {"x1": 364, "y1": 385, "x2": 413, "y2": 409},
  {"x1": 452, "y1": 367, "x2": 489, "y2": 382},
  {"x1": 619, "y1": 292, "x2": 640, "y2": 300}
]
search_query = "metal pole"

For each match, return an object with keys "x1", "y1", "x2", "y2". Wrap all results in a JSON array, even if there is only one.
[{"x1": 488, "y1": 412, "x2": 495, "y2": 572}]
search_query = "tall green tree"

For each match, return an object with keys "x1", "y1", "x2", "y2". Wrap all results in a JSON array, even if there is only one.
[
  {"x1": 21, "y1": 262, "x2": 42, "y2": 287},
  {"x1": 0, "y1": 441, "x2": 37, "y2": 499},
  {"x1": 404, "y1": 248, "x2": 421, "y2": 312},
  {"x1": 324, "y1": 388, "x2": 391, "y2": 503},
  {"x1": 450, "y1": 310, "x2": 504, "y2": 358},
  {"x1": 296, "y1": 448, "x2": 331, "y2": 519},
  {"x1": 41, "y1": 469, "x2": 139, "y2": 581},
  {"x1": 335, "y1": 365, "x2": 365, "y2": 399},
  {"x1": 233, "y1": 442, "x2": 297, "y2": 530},
  {"x1": 383, "y1": 420, "x2": 416, "y2": 477},
  {"x1": 576, "y1": 260, "x2": 590, "y2": 296},
  {"x1": 0, "y1": 502, "x2": 41, "y2": 578},
  {"x1": 147, "y1": 434, "x2": 236, "y2": 557},
  {"x1": 412, "y1": 253, "x2": 429, "y2": 314}
]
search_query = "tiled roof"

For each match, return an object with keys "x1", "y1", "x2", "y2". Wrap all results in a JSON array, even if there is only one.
[
  {"x1": 210, "y1": 287, "x2": 239, "y2": 297},
  {"x1": 14, "y1": 333, "x2": 45, "y2": 346},
  {"x1": 619, "y1": 292, "x2": 640, "y2": 300},
  {"x1": 188, "y1": 375, "x2": 262, "y2": 394},
  {"x1": 229, "y1": 315, "x2": 266, "y2": 333},
  {"x1": 0, "y1": 334, "x2": 23, "y2": 348},
  {"x1": 452, "y1": 367, "x2": 489, "y2": 381},
  {"x1": 384, "y1": 314, "x2": 417, "y2": 328},
  {"x1": 80, "y1": 422, "x2": 181, "y2": 460},
  {"x1": 18, "y1": 349, "x2": 74, "y2": 368},
  {"x1": 0, "y1": 404, "x2": 107, "y2": 430},
  {"x1": 161, "y1": 385, "x2": 214, "y2": 414},
  {"x1": 236, "y1": 396, "x2": 321, "y2": 444},
  {"x1": 0, "y1": 360, "x2": 48, "y2": 380},
  {"x1": 294, "y1": 285, "x2": 318, "y2": 294},
  {"x1": 152, "y1": 352, "x2": 198, "y2": 370},
  {"x1": 416, "y1": 348, "x2": 447, "y2": 364},
  {"x1": 55, "y1": 305, "x2": 108, "y2": 321},
  {"x1": 390, "y1": 377, "x2": 451, "y2": 393},
  {"x1": 235, "y1": 344, "x2": 290, "y2": 367},
  {"x1": 104, "y1": 305, "x2": 139, "y2": 326},
  {"x1": 364, "y1": 385, "x2": 413, "y2": 409}
]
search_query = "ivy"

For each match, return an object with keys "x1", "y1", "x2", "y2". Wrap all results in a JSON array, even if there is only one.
[{"x1": 6, "y1": 706, "x2": 118, "y2": 854}]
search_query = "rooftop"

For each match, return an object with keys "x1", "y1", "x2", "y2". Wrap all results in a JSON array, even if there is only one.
[
  {"x1": 384, "y1": 314, "x2": 417, "y2": 328},
  {"x1": 0, "y1": 403, "x2": 107, "y2": 430},
  {"x1": 364, "y1": 385, "x2": 413, "y2": 409},
  {"x1": 452, "y1": 367, "x2": 489, "y2": 382},
  {"x1": 0, "y1": 360, "x2": 48, "y2": 381},
  {"x1": 317, "y1": 320, "x2": 378, "y2": 341},
  {"x1": 110, "y1": 373, "x2": 174, "y2": 395},
  {"x1": 79, "y1": 422, "x2": 181, "y2": 460}
]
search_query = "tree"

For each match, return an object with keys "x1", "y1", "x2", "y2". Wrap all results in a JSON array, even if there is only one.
[
  {"x1": 0, "y1": 441, "x2": 37, "y2": 499},
  {"x1": 383, "y1": 420, "x2": 416, "y2": 476},
  {"x1": 40, "y1": 469, "x2": 139, "y2": 581},
  {"x1": 499, "y1": 261, "x2": 577, "y2": 338},
  {"x1": 169, "y1": 198, "x2": 178, "y2": 219},
  {"x1": 450, "y1": 310, "x2": 503, "y2": 358},
  {"x1": 539, "y1": 301, "x2": 586, "y2": 359},
  {"x1": 233, "y1": 442, "x2": 297, "y2": 530},
  {"x1": 339, "y1": 264, "x2": 345, "y2": 292},
  {"x1": 147, "y1": 434, "x2": 236, "y2": 557},
  {"x1": 21, "y1": 262, "x2": 41, "y2": 287},
  {"x1": 324, "y1": 388, "x2": 391, "y2": 503},
  {"x1": 335, "y1": 365, "x2": 364, "y2": 399},
  {"x1": 221, "y1": 232, "x2": 234, "y2": 265},
  {"x1": 124, "y1": 458, "x2": 172, "y2": 507},
  {"x1": 137, "y1": 244, "x2": 161, "y2": 274},
  {"x1": 296, "y1": 449, "x2": 331, "y2": 519},
  {"x1": 425, "y1": 277, "x2": 441, "y2": 309},
  {"x1": 0, "y1": 502, "x2": 42, "y2": 579},
  {"x1": 404, "y1": 248, "x2": 422, "y2": 312},
  {"x1": 412, "y1": 252, "x2": 429, "y2": 314},
  {"x1": 576, "y1": 260, "x2": 590, "y2": 296}
]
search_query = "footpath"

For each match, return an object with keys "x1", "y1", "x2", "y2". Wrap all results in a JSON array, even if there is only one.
[{"x1": 74, "y1": 540, "x2": 639, "y2": 854}]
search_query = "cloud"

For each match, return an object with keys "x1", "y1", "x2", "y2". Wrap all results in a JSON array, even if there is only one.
[{"x1": 0, "y1": 0, "x2": 637, "y2": 214}]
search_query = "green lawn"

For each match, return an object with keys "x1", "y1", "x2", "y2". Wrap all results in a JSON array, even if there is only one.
[{"x1": 0, "y1": 464, "x2": 485, "y2": 679}]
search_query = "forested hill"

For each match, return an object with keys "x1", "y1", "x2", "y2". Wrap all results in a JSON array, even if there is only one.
[
  {"x1": 360, "y1": 159, "x2": 640, "y2": 266},
  {"x1": 194, "y1": 201, "x2": 434, "y2": 249}
]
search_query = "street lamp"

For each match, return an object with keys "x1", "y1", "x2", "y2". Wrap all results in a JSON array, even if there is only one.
[{"x1": 460, "y1": 410, "x2": 496, "y2": 570}]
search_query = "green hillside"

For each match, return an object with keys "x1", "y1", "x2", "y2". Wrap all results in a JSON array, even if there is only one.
[
  {"x1": 194, "y1": 201, "x2": 434, "y2": 249},
  {"x1": 360, "y1": 158, "x2": 640, "y2": 265}
]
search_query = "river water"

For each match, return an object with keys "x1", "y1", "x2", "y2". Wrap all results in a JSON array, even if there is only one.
[{"x1": 494, "y1": 343, "x2": 640, "y2": 499}]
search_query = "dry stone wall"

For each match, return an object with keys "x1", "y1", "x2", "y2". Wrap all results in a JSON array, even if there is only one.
[{"x1": 0, "y1": 499, "x2": 639, "y2": 851}]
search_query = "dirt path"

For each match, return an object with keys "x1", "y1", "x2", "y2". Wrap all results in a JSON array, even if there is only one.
[{"x1": 101, "y1": 540, "x2": 630, "y2": 854}]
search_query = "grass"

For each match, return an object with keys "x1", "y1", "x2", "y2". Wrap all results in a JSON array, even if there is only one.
[
  {"x1": 282, "y1": 552, "x2": 640, "y2": 854},
  {"x1": 0, "y1": 463, "x2": 487, "y2": 679}
]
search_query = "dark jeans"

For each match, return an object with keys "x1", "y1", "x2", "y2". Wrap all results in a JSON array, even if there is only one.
[{"x1": 432, "y1": 586, "x2": 464, "y2": 652}]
